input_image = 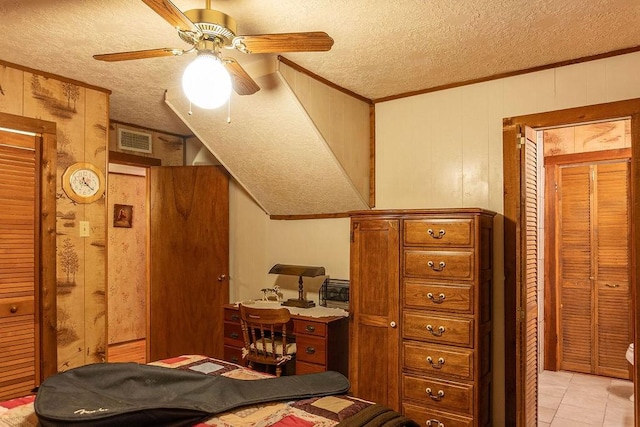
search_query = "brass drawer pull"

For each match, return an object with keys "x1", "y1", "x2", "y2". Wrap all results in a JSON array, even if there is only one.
[
  {"x1": 426, "y1": 356, "x2": 445, "y2": 369},
  {"x1": 427, "y1": 292, "x2": 446, "y2": 304},
  {"x1": 426, "y1": 324, "x2": 445, "y2": 337},
  {"x1": 426, "y1": 420, "x2": 444, "y2": 427},
  {"x1": 427, "y1": 229, "x2": 446, "y2": 239},
  {"x1": 230, "y1": 332, "x2": 239, "y2": 339},
  {"x1": 9, "y1": 305, "x2": 18, "y2": 314},
  {"x1": 425, "y1": 387, "x2": 445, "y2": 401},
  {"x1": 605, "y1": 283, "x2": 619, "y2": 288},
  {"x1": 427, "y1": 261, "x2": 446, "y2": 272},
  {"x1": 305, "y1": 325, "x2": 316, "y2": 333},
  {"x1": 305, "y1": 347, "x2": 316, "y2": 354},
  {"x1": 231, "y1": 314, "x2": 239, "y2": 321}
]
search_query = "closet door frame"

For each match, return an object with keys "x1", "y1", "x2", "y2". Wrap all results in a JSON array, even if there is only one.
[
  {"x1": 503, "y1": 98, "x2": 640, "y2": 426},
  {"x1": 0, "y1": 111, "x2": 57, "y2": 381}
]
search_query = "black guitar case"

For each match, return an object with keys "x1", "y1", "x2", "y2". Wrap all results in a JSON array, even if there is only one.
[{"x1": 34, "y1": 362, "x2": 350, "y2": 427}]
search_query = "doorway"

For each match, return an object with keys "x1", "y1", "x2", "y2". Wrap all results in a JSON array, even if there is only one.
[{"x1": 503, "y1": 99, "x2": 640, "y2": 426}]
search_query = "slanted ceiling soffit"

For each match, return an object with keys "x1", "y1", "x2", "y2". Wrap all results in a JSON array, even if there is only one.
[{"x1": 165, "y1": 59, "x2": 371, "y2": 216}]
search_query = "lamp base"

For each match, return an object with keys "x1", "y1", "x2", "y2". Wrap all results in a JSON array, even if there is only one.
[{"x1": 281, "y1": 298, "x2": 316, "y2": 309}]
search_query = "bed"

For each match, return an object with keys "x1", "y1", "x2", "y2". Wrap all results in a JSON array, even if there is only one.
[{"x1": 0, "y1": 355, "x2": 416, "y2": 427}]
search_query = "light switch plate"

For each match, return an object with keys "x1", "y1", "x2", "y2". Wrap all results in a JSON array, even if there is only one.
[{"x1": 79, "y1": 221, "x2": 90, "y2": 237}]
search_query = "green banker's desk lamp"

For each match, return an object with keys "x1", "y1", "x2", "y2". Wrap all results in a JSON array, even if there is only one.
[{"x1": 268, "y1": 264, "x2": 325, "y2": 309}]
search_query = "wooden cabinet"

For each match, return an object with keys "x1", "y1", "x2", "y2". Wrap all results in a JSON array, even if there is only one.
[
  {"x1": 350, "y1": 209, "x2": 494, "y2": 426},
  {"x1": 223, "y1": 304, "x2": 349, "y2": 376}
]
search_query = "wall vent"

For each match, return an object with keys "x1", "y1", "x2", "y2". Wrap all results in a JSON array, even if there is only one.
[{"x1": 118, "y1": 128, "x2": 152, "y2": 153}]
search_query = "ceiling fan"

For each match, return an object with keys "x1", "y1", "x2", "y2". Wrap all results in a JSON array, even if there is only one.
[{"x1": 94, "y1": 0, "x2": 334, "y2": 107}]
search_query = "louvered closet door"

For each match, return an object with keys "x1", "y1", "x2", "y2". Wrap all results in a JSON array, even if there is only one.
[
  {"x1": 557, "y1": 160, "x2": 631, "y2": 379},
  {"x1": 0, "y1": 131, "x2": 37, "y2": 400},
  {"x1": 594, "y1": 161, "x2": 630, "y2": 379},
  {"x1": 558, "y1": 164, "x2": 592, "y2": 374},
  {"x1": 521, "y1": 127, "x2": 538, "y2": 427}
]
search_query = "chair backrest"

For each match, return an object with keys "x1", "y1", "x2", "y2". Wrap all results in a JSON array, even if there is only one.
[{"x1": 238, "y1": 304, "x2": 293, "y2": 375}]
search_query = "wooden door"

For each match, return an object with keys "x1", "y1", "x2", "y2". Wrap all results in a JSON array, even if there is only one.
[
  {"x1": 557, "y1": 159, "x2": 631, "y2": 379},
  {"x1": 520, "y1": 126, "x2": 538, "y2": 427},
  {"x1": 349, "y1": 218, "x2": 400, "y2": 411},
  {"x1": 148, "y1": 166, "x2": 229, "y2": 361},
  {"x1": 0, "y1": 131, "x2": 38, "y2": 400},
  {"x1": 0, "y1": 121, "x2": 56, "y2": 399}
]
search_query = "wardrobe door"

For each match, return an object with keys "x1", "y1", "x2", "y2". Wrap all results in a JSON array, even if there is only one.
[{"x1": 349, "y1": 218, "x2": 401, "y2": 411}]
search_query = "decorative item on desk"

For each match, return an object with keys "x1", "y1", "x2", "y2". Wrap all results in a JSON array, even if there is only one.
[
  {"x1": 260, "y1": 285, "x2": 281, "y2": 301},
  {"x1": 268, "y1": 264, "x2": 325, "y2": 309}
]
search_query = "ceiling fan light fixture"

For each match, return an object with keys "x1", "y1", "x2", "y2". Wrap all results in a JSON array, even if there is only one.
[{"x1": 182, "y1": 52, "x2": 232, "y2": 109}]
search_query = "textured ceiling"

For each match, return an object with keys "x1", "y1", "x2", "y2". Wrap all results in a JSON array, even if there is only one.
[
  {"x1": 165, "y1": 70, "x2": 369, "y2": 215},
  {"x1": 1, "y1": 0, "x2": 639, "y2": 136}
]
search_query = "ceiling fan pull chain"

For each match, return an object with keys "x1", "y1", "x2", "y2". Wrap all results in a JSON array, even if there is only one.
[
  {"x1": 188, "y1": 101, "x2": 193, "y2": 116},
  {"x1": 227, "y1": 96, "x2": 231, "y2": 124}
]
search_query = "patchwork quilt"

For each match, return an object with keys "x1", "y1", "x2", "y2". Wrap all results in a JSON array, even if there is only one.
[{"x1": 0, "y1": 355, "x2": 375, "y2": 427}]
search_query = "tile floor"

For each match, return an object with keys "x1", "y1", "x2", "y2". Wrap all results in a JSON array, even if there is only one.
[{"x1": 538, "y1": 370, "x2": 634, "y2": 426}]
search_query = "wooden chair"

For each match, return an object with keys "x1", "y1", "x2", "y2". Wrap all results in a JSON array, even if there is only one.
[{"x1": 238, "y1": 304, "x2": 296, "y2": 377}]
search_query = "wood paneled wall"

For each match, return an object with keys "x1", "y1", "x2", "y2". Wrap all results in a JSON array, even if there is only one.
[{"x1": 0, "y1": 62, "x2": 109, "y2": 371}]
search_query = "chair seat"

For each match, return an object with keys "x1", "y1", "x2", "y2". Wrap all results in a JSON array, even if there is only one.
[{"x1": 254, "y1": 339, "x2": 297, "y2": 357}]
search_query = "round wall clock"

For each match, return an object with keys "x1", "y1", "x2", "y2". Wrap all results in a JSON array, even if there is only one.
[{"x1": 62, "y1": 162, "x2": 105, "y2": 204}]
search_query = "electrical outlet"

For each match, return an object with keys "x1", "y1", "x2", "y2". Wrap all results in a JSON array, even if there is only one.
[{"x1": 79, "y1": 221, "x2": 90, "y2": 237}]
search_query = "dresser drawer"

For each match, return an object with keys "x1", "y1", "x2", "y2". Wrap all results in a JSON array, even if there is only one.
[
  {"x1": 294, "y1": 319, "x2": 327, "y2": 337},
  {"x1": 404, "y1": 280, "x2": 473, "y2": 313},
  {"x1": 0, "y1": 297, "x2": 34, "y2": 318},
  {"x1": 403, "y1": 312, "x2": 473, "y2": 347},
  {"x1": 296, "y1": 335, "x2": 326, "y2": 365},
  {"x1": 403, "y1": 341, "x2": 473, "y2": 380},
  {"x1": 403, "y1": 403, "x2": 473, "y2": 427},
  {"x1": 404, "y1": 250, "x2": 474, "y2": 281},
  {"x1": 403, "y1": 375, "x2": 473, "y2": 414},
  {"x1": 223, "y1": 322, "x2": 244, "y2": 347},
  {"x1": 404, "y1": 218, "x2": 474, "y2": 248}
]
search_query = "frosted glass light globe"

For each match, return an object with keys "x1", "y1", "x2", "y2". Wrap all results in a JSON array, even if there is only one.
[{"x1": 182, "y1": 53, "x2": 232, "y2": 109}]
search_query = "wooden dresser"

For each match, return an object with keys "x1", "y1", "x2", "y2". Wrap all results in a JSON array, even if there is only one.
[
  {"x1": 350, "y1": 209, "x2": 494, "y2": 426},
  {"x1": 223, "y1": 304, "x2": 349, "y2": 376}
]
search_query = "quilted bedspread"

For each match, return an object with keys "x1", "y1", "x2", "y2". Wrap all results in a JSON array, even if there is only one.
[{"x1": 0, "y1": 355, "x2": 375, "y2": 427}]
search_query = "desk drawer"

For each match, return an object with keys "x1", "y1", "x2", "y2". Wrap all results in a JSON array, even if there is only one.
[
  {"x1": 403, "y1": 341, "x2": 473, "y2": 380},
  {"x1": 403, "y1": 375, "x2": 473, "y2": 414},
  {"x1": 294, "y1": 320, "x2": 327, "y2": 337},
  {"x1": 223, "y1": 322, "x2": 244, "y2": 347},
  {"x1": 296, "y1": 335, "x2": 326, "y2": 365},
  {"x1": 404, "y1": 218, "x2": 473, "y2": 248},
  {"x1": 404, "y1": 280, "x2": 473, "y2": 313},
  {"x1": 224, "y1": 345, "x2": 243, "y2": 365},
  {"x1": 224, "y1": 307, "x2": 241, "y2": 323},
  {"x1": 403, "y1": 403, "x2": 473, "y2": 427},
  {"x1": 296, "y1": 360, "x2": 325, "y2": 375},
  {"x1": 403, "y1": 312, "x2": 473, "y2": 347},
  {"x1": 405, "y1": 250, "x2": 474, "y2": 281}
]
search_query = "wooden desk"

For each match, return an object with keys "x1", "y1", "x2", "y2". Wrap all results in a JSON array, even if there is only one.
[{"x1": 223, "y1": 303, "x2": 349, "y2": 376}]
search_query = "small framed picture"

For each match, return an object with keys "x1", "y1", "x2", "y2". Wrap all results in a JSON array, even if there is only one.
[{"x1": 113, "y1": 204, "x2": 133, "y2": 228}]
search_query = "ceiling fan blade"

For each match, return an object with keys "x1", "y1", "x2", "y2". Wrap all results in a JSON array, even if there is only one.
[
  {"x1": 232, "y1": 32, "x2": 334, "y2": 54},
  {"x1": 224, "y1": 59, "x2": 260, "y2": 95},
  {"x1": 93, "y1": 48, "x2": 185, "y2": 62},
  {"x1": 142, "y1": 0, "x2": 200, "y2": 33}
]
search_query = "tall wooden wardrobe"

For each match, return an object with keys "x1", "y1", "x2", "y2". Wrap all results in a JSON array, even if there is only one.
[{"x1": 350, "y1": 209, "x2": 495, "y2": 426}]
